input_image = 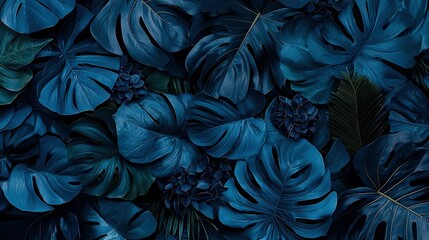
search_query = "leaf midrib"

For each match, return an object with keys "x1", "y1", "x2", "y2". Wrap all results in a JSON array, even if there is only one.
[{"x1": 377, "y1": 191, "x2": 429, "y2": 222}]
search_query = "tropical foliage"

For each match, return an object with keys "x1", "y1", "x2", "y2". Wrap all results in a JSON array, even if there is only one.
[{"x1": 0, "y1": 0, "x2": 429, "y2": 239}]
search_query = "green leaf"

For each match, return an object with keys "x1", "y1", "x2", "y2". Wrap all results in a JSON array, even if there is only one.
[
  {"x1": 151, "y1": 201, "x2": 210, "y2": 240},
  {"x1": 328, "y1": 72, "x2": 389, "y2": 155},
  {"x1": 0, "y1": 24, "x2": 50, "y2": 105},
  {"x1": 144, "y1": 67, "x2": 194, "y2": 94}
]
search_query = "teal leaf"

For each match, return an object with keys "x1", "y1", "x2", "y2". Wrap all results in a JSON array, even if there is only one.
[
  {"x1": 68, "y1": 107, "x2": 155, "y2": 200},
  {"x1": 0, "y1": 24, "x2": 50, "y2": 105}
]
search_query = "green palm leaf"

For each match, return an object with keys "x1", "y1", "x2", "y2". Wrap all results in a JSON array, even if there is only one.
[{"x1": 329, "y1": 72, "x2": 389, "y2": 155}]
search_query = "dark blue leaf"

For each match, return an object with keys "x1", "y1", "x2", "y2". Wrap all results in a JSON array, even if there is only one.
[
  {"x1": 277, "y1": 17, "x2": 342, "y2": 104},
  {"x1": 0, "y1": 0, "x2": 76, "y2": 34},
  {"x1": 308, "y1": 0, "x2": 421, "y2": 91},
  {"x1": 0, "y1": 104, "x2": 32, "y2": 132},
  {"x1": 35, "y1": 5, "x2": 120, "y2": 115},
  {"x1": 90, "y1": 0, "x2": 190, "y2": 74},
  {"x1": 68, "y1": 107, "x2": 155, "y2": 199},
  {"x1": 0, "y1": 207, "x2": 79, "y2": 240},
  {"x1": 333, "y1": 133, "x2": 429, "y2": 239},
  {"x1": 1, "y1": 135, "x2": 83, "y2": 212},
  {"x1": 186, "y1": 90, "x2": 266, "y2": 160},
  {"x1": 0, "y1": 23, "x2": 50, "y2": 105},
  {"x1": 78, "y1": 198, "x2": 156, "y2": 239},
  {"x1": 114, "y1": 92, "x2": 201, "y2": 177},
  {"x1": 388, "y1": 82, "x2": 429, "y2": 138},
  {"x1": 187, "y1": 1, "x2": 298, "y2": 103},
  {"x1": 219, "y1": 139, "x2": 337, "y2": 239}
]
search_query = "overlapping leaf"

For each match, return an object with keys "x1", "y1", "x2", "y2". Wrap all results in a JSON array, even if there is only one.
[
  {"x1": 35, "y1": 5, "x2": 120, "y2": 115},
  {"x1": 187, "y1": 0, "x2": 297, "y2": 103},
  {"x1": 78, "y1": 198, "x2": 157, "y2": 240},
  {"x1": 0, "y1": 207, "x2": 79, "y2": 240},
  {"x1": 1, "y1": 136, "x2": 82, "y2": 212},
  {"x1": 68, "y1": 107, "x2": 154, "y2": 199},
  {"x1": 388, "y1": 82, "x2": 429, "y2": 139},
  {"x1": 114, "y1": 92, "x2": 201, "y2": 177},
  {"x1": 90, "y1": 0, "x2": 190, "y2": 75},
  {"x1": 1, "y1": 135, "x2": 82, "y2": 212},
  {"x1": 308, "y1": 0, "x2": 421, "y2": 91},
  {"x1": 277, "y1": 17, "x2": 342, "y2": 104},
  {"x1": 186, "y1": 90, "x2": 266, "y2": 160},
  {"x1": 333, "y1": 133, "x2": 429, "y2": 239},
  {"x1": 0, "y1": 0, "x2": 76, "y2": 34},
  {"x1": 0, "y1": 24, "x2": 50, "y2": 105},
  {"x1": 219, "y1": 139, "x2": 337, "y2": 239}
]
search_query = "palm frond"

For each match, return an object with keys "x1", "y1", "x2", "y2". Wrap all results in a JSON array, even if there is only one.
[
  {"x1": 411, "y1": 59, "x2": 429, "y2": 93},
  {"x1": 151, "y1": 201, "x2": 212, "y2": 240},
  {"x1": 328, "y1": 72, "x2": 389, "y2": 155}
]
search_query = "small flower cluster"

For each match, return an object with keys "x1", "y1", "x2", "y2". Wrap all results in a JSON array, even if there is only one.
[
  {"x1": 159, "y1": 158, "x2": 231, "y2": 216},
  {"x1": 271, "y1": 94, "x2": 319, "y2": 140}
]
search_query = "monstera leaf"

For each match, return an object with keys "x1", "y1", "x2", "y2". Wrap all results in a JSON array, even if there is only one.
[
  {"x1": 0, "y1": 207, "x2": 79, "y2": 240},
  {"x1": 0, "y1": 24, "x2": 50, "y2": 105},
  {"x1": 68, "y1": 107, "x2": 155, "y2": 200},
  {"x1": 0, "y1": 104, "x2": 32, "y2": 131},
  {"x1": 219, "y1": 139, "x2": 337, "y2": 239},
  {"x1": 114, "y1": 92, "x2": 201, "y2": 177},
  {"x1": 277, "y1": 17, "x2": 342, "y2": 104},
  {"x1": 388, "y1": 82, "x2": 429, "y2": 139},
  {"x1": 90, "y1": 0, "x2": 190, "y2": 74},
  {"x1": 333, "y1": 133, "x2": 429, "y2": 239},
  {"x1": 308, "y1": 0, "x2": 421, "y2": 91},
  {"x1": 0, "y1": 0, "x2": 76, "y2": 34},
  {"x1": 186, "y1": 0, "x2": 298, "y2": 103},
  {"x1": 78, "y1": 198, "x2": 157, "y2": 239},
  {"x1": 1, "y1": 135, "x2": 83, "y2": 212},
  {"x1": 35, "y1": 5, "x2": 120, "y2": 115},
  {"x1": 186, "y1": 90, "x2": 266, "y2": 160}
]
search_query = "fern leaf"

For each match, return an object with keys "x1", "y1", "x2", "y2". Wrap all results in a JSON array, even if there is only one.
[{"x1": 329, "y1": 72, "x2": 389, "y2": 155}]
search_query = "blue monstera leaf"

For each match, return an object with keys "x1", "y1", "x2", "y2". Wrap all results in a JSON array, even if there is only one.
[
  {"x1": 399, "y1": 0, "x2": 429, "y2": 52},
  {"x1": 0, "y1": 0, "x2": 76, "y2": 34},
  {"x1": 78, "y1": 198, "x2": 157, "y2": 240},
  {"x1": 186, "y1": 90, "x2": 266, "y2": 160},
  {"x1": 388, "y1": 82, "x2": 429, "y2": 139},
  {"x1": 0, "y1": 103, "x2": 32, "y2": 132},
  {"x1": 90, "y1": 0, "x2": 190, "y2": 75},
  {"x1": 35, "y1": 5, "x2": 120, "y2": 115},
  {"x1": 187, "y1": 0, "x2": 298, "y2": 103},
  {"x1": 0, "y1": 207, "x2": 79, "y2": 240},
  {"x1": 68, "y1": 107, "x2": 154, "y2": 199},
  {"x1": 277, "y1": 17, "x2": 342, "y2": 104},
  {"x1": 308, "y1": 0, "x2": 421, "y2": 91},
  {"x1": 219, "y1": 139, "x2": 337, "y2": 239},
  {"x1": 1, "y1": 135, "x2": 83, "y2": 212},
  {"x1": 0, "y1": 124, "x2": 40, "y2": 165},
  {"x1": 333, "y1": 133, "x2": 429, "y2": 239},
  {"x1": 114, "y1": 92, "x2": 201, "y2": 177}
]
